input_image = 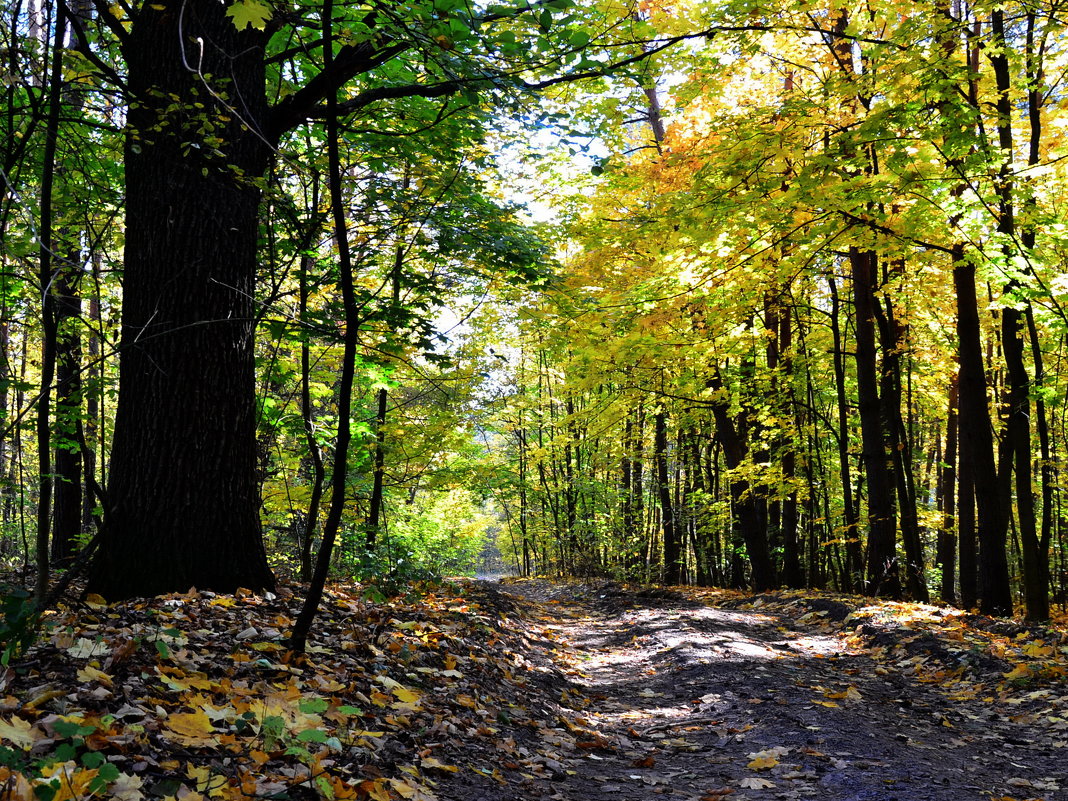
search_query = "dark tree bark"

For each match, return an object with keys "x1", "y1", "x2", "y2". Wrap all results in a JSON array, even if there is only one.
[
  {"x1": 708, "y1": 372, "x2": 775, "y2": 591},
  {"x1": 872, "y1": 262, "x2": 927, "y2": 602},
  {"x1": 851, "y1": 248, "x2": 901, "y2": 599},
  {"x1": 937, "y1": 376, "x2": 958, "y2": 604},
  {"x1": 655, "y1": 404, "x2": 682, "y2": 584},
  {"x1": 953, "y1": 247, "x2": 1012, "y2": 615},
  {"x1": 88, "y1": 1, "x2": 275, "y2": 599},
  {"x1": 35, "y1": 0, "x2": 69, "y2": 602},
  {"x1": 298, "y1": 251, "x2": 325, "y2": 582},
  {"x1": 777, "y1": 299, "x2": 803, "y2": 588}
]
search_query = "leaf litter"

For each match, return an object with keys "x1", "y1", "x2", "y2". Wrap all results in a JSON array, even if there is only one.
[{"x1": 0, "y1": 579, "x2": 1066, "y2": 800}]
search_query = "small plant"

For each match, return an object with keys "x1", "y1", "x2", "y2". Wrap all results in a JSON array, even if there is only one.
[{"x1": 0, "y1": 585, "x2": 39, "y2": 665}]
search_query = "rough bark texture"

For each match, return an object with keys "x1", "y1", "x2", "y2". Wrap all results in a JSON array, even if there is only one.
[{"x1": 88, "y1": 0, "x2": 274, "y2": 599}]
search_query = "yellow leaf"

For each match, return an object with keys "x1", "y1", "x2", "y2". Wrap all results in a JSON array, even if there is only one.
[
  {"x1": 392, "y1": 687, "x2": 421, "y2": 704},
  {"x1": 1003, "y1": 664, "x2": 1032, "y2": 681},
  {"x1": 813, "y1": 700, "x2": 838, "y2": 708},
  {"x1": 421, "y1": 756, "x2": 459, "y2": 772},
  {"x1": 360, "y1": 780, "x2": 391, "y2": 801},
  {"x1": 224, "y1": 0, "x2": 271, "y2": 31},
  {"x1": 390, "y1": 778, "x2": 417, "y2": 798},
  {"x1": 76, "y1": 665, "x2": 114, "y2": 688},
  {"x1": 84, "y1": 593, "x2": 108, "y2": 608},
  {"x1": 187, "y1": 764, "x2": 227, "y2": 797},
  {"x1": 163, "y1": 711, "x2": 216, "y2": 746},
  {"x1": 1022, "y1": 640, "x2": 1054, "y2": 658},
  {"x1": 747, "y1": 755, "x2": 779, "y2": 771},
  {"x1": 0, "y1": 717, "x2": 40, "y2": 750}
]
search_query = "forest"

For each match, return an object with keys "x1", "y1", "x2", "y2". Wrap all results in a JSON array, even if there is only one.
[
  {"x1": 4, "y1": 0, "x2": 1068, "y2": 797},
  {"x1": 5, "y1": 0, "x2": 1068, "y2": 617}
]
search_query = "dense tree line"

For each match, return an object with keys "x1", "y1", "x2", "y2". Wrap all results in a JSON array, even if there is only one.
[
  {"x1": 489, "y1": 0, "x2": 1068, "y2": 620},
  {"x1": 4, "y1": 0, "x2": 1068, "y2": 623}
]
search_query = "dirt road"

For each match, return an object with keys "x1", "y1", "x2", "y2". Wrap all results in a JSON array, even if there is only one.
[{"x1": 437, "y1": 580, "x2": 1067, "y2": 801}]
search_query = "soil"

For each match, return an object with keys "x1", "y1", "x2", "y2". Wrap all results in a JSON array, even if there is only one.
[{"x1": 434, "y1": 579, "x2": 1068, "y2": 801}]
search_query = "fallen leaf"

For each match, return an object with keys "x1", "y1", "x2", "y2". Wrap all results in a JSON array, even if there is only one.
[
  {"x1": 739, "y1": 777, "x2": 775, "y2": 789},
  {"x1": 0, "y1": 716, "x2": 40, "y2": 749},
  {"x1": 747, "y1": 755, "x2": 779, "y2": 770},
  {"x1": 162, "y1": 710, "x2": 216, "y2": 746}
]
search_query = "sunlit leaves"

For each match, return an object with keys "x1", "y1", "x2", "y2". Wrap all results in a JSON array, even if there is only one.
[{"x1": 225, "y1": 0, "x2": 271, "y2": 30}]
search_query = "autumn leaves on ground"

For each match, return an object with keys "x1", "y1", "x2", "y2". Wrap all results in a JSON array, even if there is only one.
[{"x1": 0, "y1": 580, "x2": 1066, "y2": 801}]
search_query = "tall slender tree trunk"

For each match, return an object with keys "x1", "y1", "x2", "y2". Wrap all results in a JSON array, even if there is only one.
[
  {"x1": 953, "y1": 247, "x2": 1011, "y2": 615},
  {"x1": 299, "y1": 250, "x2": 326, "y2": 582},
  {"x1": 655, "y1": 402, "x2": 681, "y2": 584},
  {"x1": 708, "y1": 372, "x2": 775, "y2": 591},
  {"x1": 851, "y1": 248, "x2": 901, "y2": 598},
  {"x1": 937, "y1": 376, "x2": 959, "y2": 603},
  {"x1": 828, "y1": 272, "x2": 861, "y2": 592},
  {"x1": 35, "y1": 0, "x2": 68, "y2": 602},
  {"x1": 873, "y1": 263, "x2": 927, "y2": 601}
]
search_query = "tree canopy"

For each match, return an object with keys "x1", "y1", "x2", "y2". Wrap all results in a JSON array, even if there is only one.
[{"x1": 2, "y1": 0, "x2": 1068, "y2": 623}]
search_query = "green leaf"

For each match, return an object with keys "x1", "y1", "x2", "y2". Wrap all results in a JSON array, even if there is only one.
[
  {"x1": 568, "y1": 30, "x2": 590, "y2": 48},
  {"x1": 538, "y1": 9, "x2": 552, "y2": 32},
  {"x1": 53, "y1": 720, "x2": 96, "y2": 739},
  {"x1": 299, "y1": 697, "x2": 329, "y2": 714},
  {"x1": 296, "y1": 728, "x2": 329, "y2": 743},
  {"x1": 225, "y1": 0, "x2": 272, "y2": 31}
]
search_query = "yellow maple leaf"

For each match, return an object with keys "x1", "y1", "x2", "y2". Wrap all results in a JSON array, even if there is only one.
[
  {"x1": 0, "y1": 716, "x2": 41, "y2": 750},
  {"x1": 360, "y1": 780, "x2": 391, "y2": 801},
  {"x1": 76, "y1": 665, "x2": 114, "y2": 688},
  {"x1": 187, "y1": 764, "x2": 227, "y2": 798},
  {"x1": 392, "y1": 687, "x2": 421, "y2": 704},
  {"x1": 1022, "y1": 641, "x2": 1054, "y2": 658},
  {"x1": 747, "y1": 755, "x2": 779, "y2": 770},
  {"x1": 224, "y1": 0, "x2": 271, "y2": 31},
  {"x1": 1003, "y1": 664, "x2": 1032, "y2": 681},
  {"x1": 162, "y1": 711, "x2": 216, "y2": 746}
]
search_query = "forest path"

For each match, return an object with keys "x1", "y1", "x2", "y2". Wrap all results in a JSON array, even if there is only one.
[{"x1": 441, "y1": 580, "x2": 1067, "y2": 801}]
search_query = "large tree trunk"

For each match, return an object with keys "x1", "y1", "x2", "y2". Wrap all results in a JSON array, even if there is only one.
[{"x1": 88, "y1": 0, "x2": 274, "y2": 599}]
